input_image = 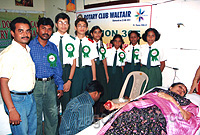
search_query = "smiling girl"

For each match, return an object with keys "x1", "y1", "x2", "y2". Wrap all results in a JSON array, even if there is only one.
[
  {"x1": 106, "y1": 34, "x2": 126, "y2": 99},
  {"x1": 140, "y1": 28, "x2": 166, "y2": 92}
]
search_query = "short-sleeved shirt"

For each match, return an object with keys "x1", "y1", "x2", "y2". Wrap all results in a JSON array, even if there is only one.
[
  {"x1": 49, "y1": 32, "x2": 78, "y2": 66},
  {"x1": 0, "y1": 40, "x2": 35, "y2": 92},
  {"x1": 29, "y1": 36, "x2": 64, "y2": 90},
  {"x1": 125, "y1": 43, "x2": 140, "y2": 64},
  {"x1": 75, "y1": 36, "x2": 98, "y2": 67},
  {"x1": 59, "y1": 91, "x2": 95, "y2": 135},
  {"x1": 106, "y1": 47, "x2": 126, "y2": 67},
  {"x1": 94, "y1": 40, "x2": 108, "y2": 61},
  {"x1": 139, "y1": 42, "x2": 166, "y2": 66}
]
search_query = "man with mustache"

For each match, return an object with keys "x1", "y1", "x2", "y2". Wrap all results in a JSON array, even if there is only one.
[
  {"x1": 0, "y1": 17, "x2": 37, "y2": 135},
  {"x1": 29, "y1": 17, "x2": 64, "y2": 135}
]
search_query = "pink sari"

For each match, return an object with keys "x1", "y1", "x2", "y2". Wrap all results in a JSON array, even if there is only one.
[{"x1": 98, "y1": 92, "x2": 200, "y2": 135}]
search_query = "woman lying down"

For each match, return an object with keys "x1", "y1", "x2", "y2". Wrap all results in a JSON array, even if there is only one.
[{"x1": 97, "y1": 82, "x2": 200, "y2": 135}]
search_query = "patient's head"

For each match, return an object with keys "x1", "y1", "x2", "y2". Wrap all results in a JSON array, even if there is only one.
[{"x1": 169, "y1": 82, "x2": 187, "y2": 97}]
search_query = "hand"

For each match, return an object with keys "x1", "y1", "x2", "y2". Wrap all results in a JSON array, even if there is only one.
[
  {"x1": 180, "y1": 110, "x2": 191, "y2": 121},
  {"x1": 57, "y1": 90, "x2": 63, "y2": 99},
  {"x1": 106, "y1": 76, "x2": 109, "y2": 83},
  {"x1": 189, "y1": 82, "x2": 198, "y2": 94},
  {"x1": 9, "y1": 109, "x2": 22, "y2": 125},
  {"x1": 104, "y1": 100, "x2": 115, "y2": 111},
  {"x1": 63, "y1": 80, "x2": 71, "y2": 92},
  {"x1": 158, "y1": 92, "x2": 173, "y2": 102}
]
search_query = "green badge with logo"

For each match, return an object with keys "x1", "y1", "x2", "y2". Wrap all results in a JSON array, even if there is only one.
[
  {"x1": 65, "y1": 43, "x2": 75, "y2": 58},
  {"x1": 99, "y1": 47, "x2": 106, "y2": 59},
  {"x1": 150, "y1": 49, "x2": 159, "y2": 61},
  {"x1": 47, "y1": 53, "x2": 57, "y2": 67},
  {"x1": 133, "y1": 49, "x2": 139, "y2": 60},
  {"x1": 82, "y1": 46, "x2": 91, "y2": 58},
  {"x1": 118, "y1": 52, "x2": 126, "y2": 63}
]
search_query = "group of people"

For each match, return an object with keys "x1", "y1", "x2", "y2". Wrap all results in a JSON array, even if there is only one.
[
  {"x1": 0, "y1": 11, "x2": 199, "y2": 135},
  {"x1": 0, "y1": 12, "x2": 103, "y2": 135}
]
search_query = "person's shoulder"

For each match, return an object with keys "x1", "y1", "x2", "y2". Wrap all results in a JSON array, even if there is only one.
[
  {"x1": 0, "y1": 44, "x2": 14, "y2": 56},
  {"x1": 76, "y1": 92, "x2": 92, "y2": 104},
  {"x1": 65, "y1": 98, "x2": 81, "y2": 111},
  {"x1": 49, "y1": 32, "x2": 58, "y2": 40},
  {"x1": 49, "y1": 40, "x2": 58, "y2": 48},
  {"x1": 51, "y1": 32, "x2": 56, "y2": 37},
  {"x1": 83, "y1": 37, "x2": 94, "y2": 44},
  {"x1": 28, "y1": 38, "x2": 37, "y2": 47},
  {"x1": 69, "y1": 35, "x2": 76, "y2": 40},
  {"x1": 124, "y1": 45, "x2": 131, "y2": 51}
]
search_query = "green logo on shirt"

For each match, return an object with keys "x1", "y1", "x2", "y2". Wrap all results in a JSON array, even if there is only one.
[
  {"x1": 118, "y1": 52, "x2": 126, "y2": 63},
  {"x1": 99, "y1": 47, "x2": 106, "y2": 59},
  {"x1": 82, "y1": 46, "x2": 91, "y2": 58},
  {"x1": 65, "y1": 43, "x2": 75, "y2": 58},
  {"x1": 150, "y1": 49, "x2": 159, "y2": 61},
  {"x1": 47, "y1": 53, "x2": 57, "y2": 67}
]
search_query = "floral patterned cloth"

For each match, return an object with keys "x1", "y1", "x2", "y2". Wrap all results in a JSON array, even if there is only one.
[
  {"x1": 98, "y1": 88, "x2": 200, "y2": 135},
  {"x1": 105, "y1": 104, "x2": 167, "y2": 135}
]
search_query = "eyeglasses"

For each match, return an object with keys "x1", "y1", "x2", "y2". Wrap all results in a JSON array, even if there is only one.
[
  {"x1": 58, "y1": 21, "x2": 68, "y2": 25},
  {"x1": 77, "y1": 25, "x2": 87, "y2": 28}
]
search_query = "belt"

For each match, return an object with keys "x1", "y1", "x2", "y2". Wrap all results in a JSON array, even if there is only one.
[
  {"x1": 10, "y1": 90, "x2": 33, "y2": 95},
  {"x1": 77, "y1": 65, "x2": 90, "y2": 69},
  {"x1": 36, "y1": 76, "x2": 53, "y2": 81}
]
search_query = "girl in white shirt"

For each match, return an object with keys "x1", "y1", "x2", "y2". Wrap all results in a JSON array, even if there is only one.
[
  {"x1": 140, "y1": 28, "x2": 166, "y2": 92},
  {"x1": 90, "y1": 26, "x2": 109, "y2": 114},
  {"x1": 107, "y1": 34, "x2": 126, "y2": 99},
  {"x1": 123, "y1": 31, "x2": 141, "y2": 98}
]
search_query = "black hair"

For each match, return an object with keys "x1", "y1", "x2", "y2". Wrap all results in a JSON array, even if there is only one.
[
  {"x1": 110, "y1": 34, "x2": 124, "y2": 49},
  {"x1": 85, "y1": 80, "x2": 104, "y2": 94},
  {"x1": 75, "y1": 17, "x2": 88, "y2": 27},
  {"x1": 89, "y1": 25, "x2": 103, "y2": 41},
  {"x1": 55, "y1": 13, "x2": 70, "y2": 24},
  {"x1": 10, "y1": 17, "x2": 31, "y2": 32},
  {"x1": 169, "y1": 82, "x2": 188, "y2": 96},
  {"x1": 142, "y1": 28, "x2": 160, "y2": 42},
  {"x1": 90, "y1": 25, "x2": 102, "y2": 33},
  {"x1": 128, "y1": 30, "x2": 141, "y2": 44},
  {"x1": 37, "y1": 17, "x2": 54, "y2": 29}
]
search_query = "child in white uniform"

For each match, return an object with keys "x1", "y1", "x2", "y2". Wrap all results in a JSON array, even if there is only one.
[
  {"x1": 107, "y1": 34, "x2": 126, "y2": 99},
  {"x1": 71, "y1": 18, "x2": 98, "y2": 98},
  {"x1": 90, "y1": 26, "x2": 109, "y2": 114},
  {"x1": 140, "y1": 28, "x2": 166, "y2": 92},
  {"x1": 123, "y1": 31, "x2": 141, "y2": 97}
]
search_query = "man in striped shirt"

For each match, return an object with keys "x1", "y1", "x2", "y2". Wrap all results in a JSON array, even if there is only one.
[{"x1": 59, "y1": 80, "x2": 104, "y2": 135}]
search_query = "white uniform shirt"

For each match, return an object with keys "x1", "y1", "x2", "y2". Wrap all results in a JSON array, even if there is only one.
[
  {"x1": 94, "y1": 40, "x2": 108, "y2": 61},
  {"x1": 0, "y1": 40, "x2": 35, "y2": 92},
  {"x1": 125, "y1": 43, "x2": 140, "y2": 63},
  {"x1": 106, "y1": 47, "x2": 126, "y2": 67},
  {"x1": 139, "y1": 42, "x2": 166, "y2": 66},
  {"x1": 50, "y1": 32, "x2": 78, "y2": 65},
  {"x1": 75, "y1": 36, "x2": 98, "y2": 67}
]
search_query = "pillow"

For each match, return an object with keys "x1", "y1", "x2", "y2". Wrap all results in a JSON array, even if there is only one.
[{"x1": 186, "y1": 93, "x2": 200, "y2": 107}]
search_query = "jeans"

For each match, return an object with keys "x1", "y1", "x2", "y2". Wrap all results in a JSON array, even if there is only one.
[
  {"x1": 33, "y1": 79, "x2": 58, "y2": 135},
  {"x1": 4, "y1": 92, "x2": 37, "y2": 135}
]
